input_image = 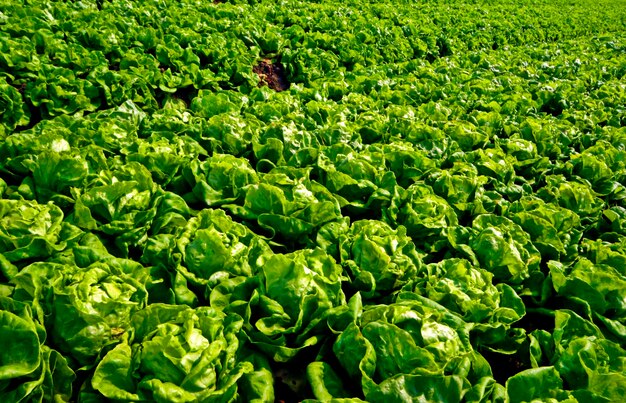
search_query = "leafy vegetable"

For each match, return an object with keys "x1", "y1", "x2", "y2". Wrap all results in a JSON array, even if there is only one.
[
  {"x1": 222, "y1": 248, "x2": 346, "y2": 362},
  {"x1": 1, "y1": 0, "x2": 626, "y2": 401},
  {"x1": 0, "y1": 297, "x2": 75, "y2": 402},
  {"x1": 92, "y1": 304, "x2": 272, "y2": 402},
  {"x1": 337, "y1": 220, "x2": 423, "y2": 299}
]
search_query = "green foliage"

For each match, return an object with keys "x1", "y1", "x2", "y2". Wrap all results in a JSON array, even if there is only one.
[{"x1": 1, "y1": 0, "x2": 626, "y2": 401}]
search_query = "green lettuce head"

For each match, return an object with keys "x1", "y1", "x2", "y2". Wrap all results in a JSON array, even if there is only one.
[
  {"x1": 307, "y1": 297, "x2": 497, "y2": 402},
  {"x1": 415, "y1": 258, "x2": 524, "y2": 324},
  {"x1": 12, "y1": 256, "x2": 150, "y2": 366},
  {"x1": 175, "y1": 208, "x2": 262, "y2": 299},
  {"x1": 183, "y1": 154, "x2": 259, "y2": 207},
  {"x1": 0, "y1": 297, "x2": 75, "y2": 402},
  {"x1": 338, "y1": 219, "x2": 423, "y2": 299},
  {"x1": 0, "y1": 199, "x2": 81, "y2": 265},
  {"x1": 389, "y1": 183, "x2": 458, "y2": 251},
  {"x1": 68, "y1": 161, "x2": 159, "y2": 256},
  {"x1": 0, "y1": 77, "x2": 30, "y2": 136},
  {"x1": 470, "y1": 214, "x2": 541, "y2": 284},
  {"x1": 223, "y1": 248, "x2": 346, "y2": 362},
  {"x1": 92, "y1": 304, "x2": 272, "y2": 402},
  {"x1": 524, "y1": 310, "x2": 626, "y2": 402}
]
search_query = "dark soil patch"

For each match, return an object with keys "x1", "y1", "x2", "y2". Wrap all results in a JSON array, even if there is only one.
[
  {"x1": 273, "y1": 363, "x2": 312, "y2": 402},
  {"x1": 16, "y1": 99, "x2": 42, "y2": 132},
  {"x1": 481, "y1": 350, "x2": 529, "y2": 384},
  {"x1": 253, "y1": 59, "x2": 290, "y2": 92},
  {"x1": 514, "y1": 309, "x2": 555, "y2": 333},
  {"x1": 169, "y1": 85, "x2": 198, "y2": 108}
]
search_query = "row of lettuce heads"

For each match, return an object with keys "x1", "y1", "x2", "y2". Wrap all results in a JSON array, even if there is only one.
[{"x1": 1, "y1": 0, "x2": 626, "y2": 401}]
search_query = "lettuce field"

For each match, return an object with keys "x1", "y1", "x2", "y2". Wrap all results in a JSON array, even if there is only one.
[{"x1": 2, "y1": 0, "x2": 626, "y2": 401}]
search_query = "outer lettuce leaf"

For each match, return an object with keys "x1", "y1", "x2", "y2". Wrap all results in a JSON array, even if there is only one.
[
  {"x1": 505, "y1": 366, "x2": 573, "y2": 403},
  {"x1": 556, "y1": 337, "x2": 626, "y2": 400},
  {"x1": 0, "y1": 346, "x2": 75, "y2": 403},
  {"x1": 306, "y1": 362, "x2": 358, "y2": 401},
  {"x1": 596, "y1": 206, "x2": 626, "y2": 238},
  {"x1": 367, "y1": 374, "x2": 464, "y2": 403},
  {"x1": 0, "y1": 297, "x2": 42, "y2": 380}
]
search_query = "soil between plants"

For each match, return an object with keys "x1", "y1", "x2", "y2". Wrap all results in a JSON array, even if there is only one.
[{"x1": 253, "y1": 59, "x2": 290, "y2": 92}]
